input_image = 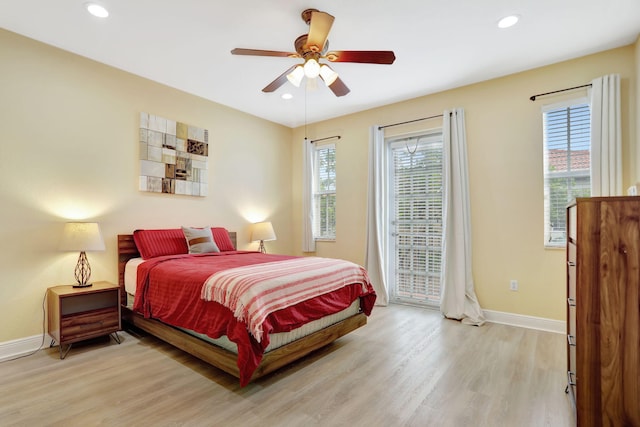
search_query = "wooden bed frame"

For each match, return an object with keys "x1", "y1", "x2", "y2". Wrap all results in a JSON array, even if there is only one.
[{"x1": 117, "y1": 233, "x2": 367, "y2": 382}]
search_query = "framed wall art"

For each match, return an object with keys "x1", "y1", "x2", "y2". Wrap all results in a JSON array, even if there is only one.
[{"x1": 139, "y1": 112, "x2": 209, "y2": 196}]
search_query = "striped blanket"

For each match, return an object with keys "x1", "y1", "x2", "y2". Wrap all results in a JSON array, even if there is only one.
[{"x1": 201, "y1": 257, "x2": 371, "y2": 343}]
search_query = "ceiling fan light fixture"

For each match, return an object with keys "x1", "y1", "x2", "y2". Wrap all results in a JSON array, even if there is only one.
[
  {"x1": 319, "y1": 64, "x2": 338, "y2": 86},
  {"x1": 231, "y1": 9, "x2": 393, "y2": 97},
  {"x1": 303, "y1": 58, "x2": 321, "y2": 79},
  {"x1": 286, "y1": 65, "x2": 304, "y2": 87}
]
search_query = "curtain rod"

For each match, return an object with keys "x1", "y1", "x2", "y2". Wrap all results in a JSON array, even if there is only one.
[
  {"x1": 529, "y1": 83, "x2": 592, "y2": 101},
  {"x1": 378, "y1": 114, "x2": 444, "y2": 130},
  {"x1": 309, "y1": 135, "x2": 341, "y2": 144}
]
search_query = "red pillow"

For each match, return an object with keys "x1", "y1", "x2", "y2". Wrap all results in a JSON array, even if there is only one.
[
  {"x1": 212, "y1": 227, "x2": 235, "y2": 251},
  {"x1": 133, "y1": 229, "x2": 188, "y2": 259}
]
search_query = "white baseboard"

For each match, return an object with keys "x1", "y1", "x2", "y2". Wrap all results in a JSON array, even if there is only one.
[
  {"x1": 484, "y1": 309, "x2": 565, "y2": 334},
  {"x1": 0, "y1": 309, "x2": 564, "y2": 361},
  {"x1": 0, "y1": 334, "x2": 46, "y2": 362}
]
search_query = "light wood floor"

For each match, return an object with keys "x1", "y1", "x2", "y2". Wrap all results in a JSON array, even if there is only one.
[{"x1": 0, "y1": 304, "x2": 574, "y2": 427}]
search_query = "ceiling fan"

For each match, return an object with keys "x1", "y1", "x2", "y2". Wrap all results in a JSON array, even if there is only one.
[{"x1": 231, "y1": 8, "x2": 396, "y2": 97}]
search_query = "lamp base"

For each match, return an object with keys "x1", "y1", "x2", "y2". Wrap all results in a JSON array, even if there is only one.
[
  {"x1": 72, "y1": 283, "x2": 93, "y2": 288},
  {"x1": 73, "y1": 251, "x2": 93, "y2": 288}
]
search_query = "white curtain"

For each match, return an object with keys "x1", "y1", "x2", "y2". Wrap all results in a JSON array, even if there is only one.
[
  {"x1": 302, "y1": 138, "x2": 316, "y2": 252},
  {"x1": 364, "y1": 126, "x2": 389, "y2": 305},
  {"x1": 440, "y1": 108, "x2": 485, "y2": 326},
  {"x1": 590, "y1": 74, "x2": 622, "y2": 196}
]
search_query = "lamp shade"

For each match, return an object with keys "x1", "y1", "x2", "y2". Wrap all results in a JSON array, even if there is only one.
[
  {"x1": 286, "y1": 65, "x2": 304, "y2": 87},
  {"x1": 303, "y1": 58, "x2": 321, "y2": 78},
  {"x1": 251, "y1": 221, "x2": 276, "y2": 242},
  {"x1": 59, "y1": 222, "x2": 105, "y2": 252},
  {"x1": 319, "y1": 64, "x2": 339, "y2": 86}
]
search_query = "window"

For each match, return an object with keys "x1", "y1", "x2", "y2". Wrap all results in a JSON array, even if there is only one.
[
  {"x1": 313, "y1": 143, "x2": 336, "y2": 239},
  {"x1": 389, "y1": 133, "x2": 443, "y2": 305},
  {"x1": 543, "y1": 100, "x2": 591, "y2": 247}
]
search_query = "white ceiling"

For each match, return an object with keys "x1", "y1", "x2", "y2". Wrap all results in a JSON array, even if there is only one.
[{"x1": 1, "y1": 1, "x2": 639, "y2": 128}]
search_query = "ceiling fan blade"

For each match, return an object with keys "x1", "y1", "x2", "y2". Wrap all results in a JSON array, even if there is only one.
[
  {"x1": 325, "y1": 76, "x2": 350, "y2": 97},
  {"x1": 325, "y1": 50, "x2": 396, "y2": 64},
  {"x1": 231, "y1": 48, "x2": 298, "y2": 58},
  {"x1": 262, "y1": 65, "x2": 298, "y2": 93},
  {"x1": 306, "y1": 11, "x2": 335, "y2": 52}
]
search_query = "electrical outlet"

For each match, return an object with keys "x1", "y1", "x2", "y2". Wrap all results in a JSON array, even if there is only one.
[{"x1": 510, "y1": 280, "x2": 518, "y2": 291}]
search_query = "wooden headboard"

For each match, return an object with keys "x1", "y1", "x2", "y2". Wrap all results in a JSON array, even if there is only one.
[{"x1": 116, "y1": 231, "x2": 237, "y2": 305}]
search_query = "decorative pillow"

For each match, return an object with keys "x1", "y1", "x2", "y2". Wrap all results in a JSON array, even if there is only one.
[
  {"x1": 133, "y1": 229, "x2": 188, "y2": 259},
  {"x1": 182, "y1": 226, "x2": 220, "y2": 254},
  {"x1": 212, "y1": 227, "x2": 235, "y2": 251}
]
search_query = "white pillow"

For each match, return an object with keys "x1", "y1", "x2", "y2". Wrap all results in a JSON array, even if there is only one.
[{"x1": 181, "y1": 226, "x2": 220, "y2": 254}]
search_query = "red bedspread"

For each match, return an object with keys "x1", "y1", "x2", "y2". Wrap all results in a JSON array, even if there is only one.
[{"x1": 133, "y1": 251, "x2": 376, "y2": 385}]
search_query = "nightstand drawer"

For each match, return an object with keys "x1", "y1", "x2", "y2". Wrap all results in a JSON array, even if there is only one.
[{"x1": 60, "y1": 307, "x2": 119, "y2": 342}]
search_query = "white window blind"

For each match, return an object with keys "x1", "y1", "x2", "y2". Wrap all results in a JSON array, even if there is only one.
[
  {"x1": 389, "y1": 134, "x2": 443, "y2": 305},
  {"x1": 543, "y1": 100, "x2": 591, "y2": 247},
  {"x1": 313, "y1": 143, "x2": 336, "y2": 239}
]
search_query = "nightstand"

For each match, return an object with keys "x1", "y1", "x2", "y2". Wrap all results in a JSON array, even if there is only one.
[{"x1": 47, "y1": 281, "x2": 121, "y2": 359}]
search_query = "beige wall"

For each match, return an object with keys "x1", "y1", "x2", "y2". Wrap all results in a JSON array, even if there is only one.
[
  {"x1": 0, "y1": 29, "x2": 293, "y2": 342},
  {"x1": 1, "y1": 27, "x2": 637, "y2": 344},
  {"x1": 291, "y1": 45, "x2": 637, "y2": 321}
]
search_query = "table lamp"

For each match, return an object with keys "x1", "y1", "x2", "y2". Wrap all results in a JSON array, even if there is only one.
[
  {"x1": 59, "y1": 222, "x2": 105, "y2": 287},
  {"x1": 251, "y1": 221, "x2": 276, "y2": 254}
]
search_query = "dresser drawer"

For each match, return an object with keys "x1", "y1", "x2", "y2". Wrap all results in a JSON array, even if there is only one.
[
  {"x1": 567, "y1": 204, "x2": 577, "y2": 242},
  {"x1": 568, "y1": 337, "x2": 577, "y2": 374},
  {"x1": 567, "y1": 370, "x2": 577, "y2": 409},
  {"x1": 567, "y1": 242, "x2": 577, "y2": 302},
  {"x1": 568, "y1": 303, "x2": 577, "y2": 403}
]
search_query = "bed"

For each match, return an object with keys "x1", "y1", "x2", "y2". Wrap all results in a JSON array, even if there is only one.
[{"x1": 117, "y1": 227, "x2": 376, "y2": 385}]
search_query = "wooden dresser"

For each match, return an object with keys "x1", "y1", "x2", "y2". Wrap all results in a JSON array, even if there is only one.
[{"x1": 566, "y1": 197, "x2": 640, "y2": 426}]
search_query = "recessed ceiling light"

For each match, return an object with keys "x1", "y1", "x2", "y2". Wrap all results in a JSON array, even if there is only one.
[
  {"x1": 497, "y1": 15, "x2": 519, "y2": 29},
  {"x1": 281, "y1": 93, "x2": 293, "y2": 100},
  {"x1": 85, "y1": 3, "x2": 109, "y2": 18}
]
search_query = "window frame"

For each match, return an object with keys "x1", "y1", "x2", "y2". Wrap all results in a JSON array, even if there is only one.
[
  {"x1": 312, "y1": 142, "x2": 336, "y2": 241},
  {"x1": 542, "y1": 97, "x2": 591, "y2": 248}
]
